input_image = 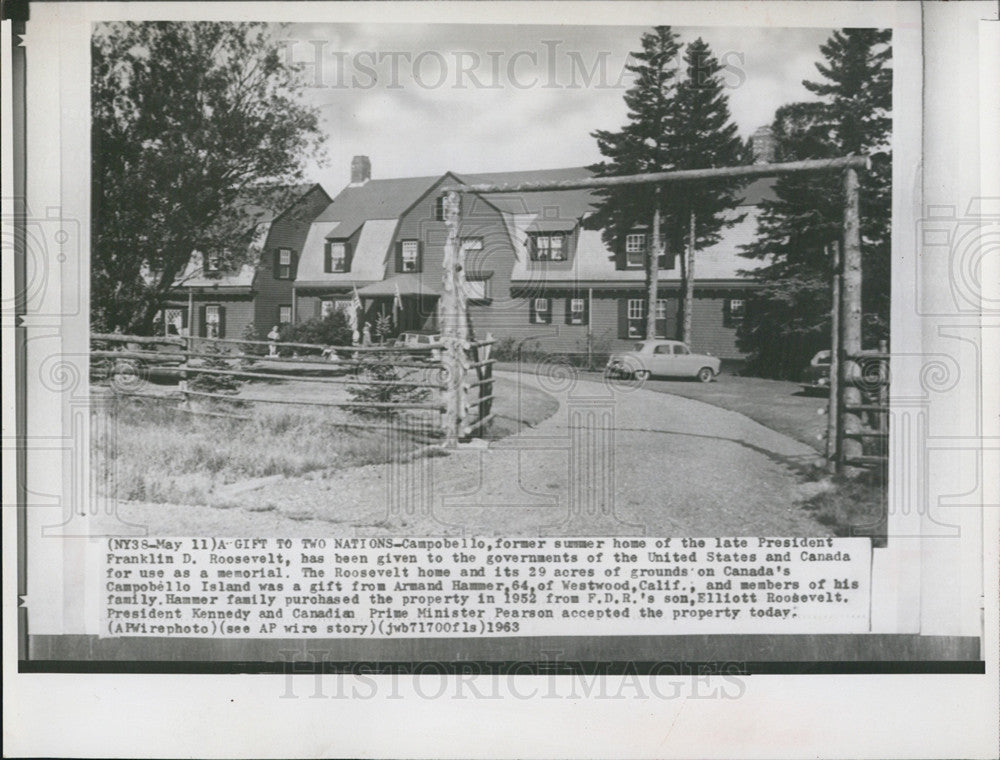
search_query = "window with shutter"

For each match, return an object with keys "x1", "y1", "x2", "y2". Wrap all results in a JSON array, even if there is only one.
[
  {"x1": 625, "y1": 234, "x2": 646, "y2": 268},
  {"x1": 400, "y1": 240, "x2": 421, "y2": 272},
  {"x1": 567, "y1": 297, "x2": 587, "y2": 325},
  {"x1": 529, "y1": 297, "x2": 552, "y2": 324},
  {"x1": 723, "y1": 297, "x2": 745, "y2": 327},
  {"x1": 626, "y1": 298, "x2": 645, "y2": 338},
  {"x1": 325, "y1": 241, "x2": 348, "y2": 272},
  {"x1": 274, "y1": 248, "x2": 292, "y2": 279},
  {"x1": 205, "y1": 304, "x2": 221, "y2": 338}
]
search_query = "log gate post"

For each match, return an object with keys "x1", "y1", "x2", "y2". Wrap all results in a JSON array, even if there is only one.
[
  {"x1": 441, "y1": 190, "x2": 469, "y2": 447},
  {"x1": 839, "y1": 166, "x2": 864, "y2": 472}
]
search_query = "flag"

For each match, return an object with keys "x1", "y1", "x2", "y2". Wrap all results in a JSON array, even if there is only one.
[
  {"x1": 348, "y1": 285, "x2": 362, "y2": 343},
  {"x1": 350, "y1": 285, "x2": 362, "y2": 325}
]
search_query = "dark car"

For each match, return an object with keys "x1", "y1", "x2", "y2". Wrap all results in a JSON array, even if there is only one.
[
  {"x1": 801, "y1": 349, "x2": 889, "y2": 395},
  {"x1": 801, "y1": 350, "x2": 833, "y2": 394}
]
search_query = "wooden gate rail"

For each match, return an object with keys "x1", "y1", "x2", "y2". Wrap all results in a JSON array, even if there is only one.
[
  {"x1": 836, "y1": 348, "x2": 890, "y2": 470},
  {"x1": 461, "y1": 337, "x2": 496, "y2": 438}
]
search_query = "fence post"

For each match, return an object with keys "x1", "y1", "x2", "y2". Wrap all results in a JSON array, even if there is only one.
[
  {"x1": 178, "y1": 335, "x2": 191, "y2": 411},
  {"x1": 840, "y1": 166, "x2": 864, "y2": 472}
]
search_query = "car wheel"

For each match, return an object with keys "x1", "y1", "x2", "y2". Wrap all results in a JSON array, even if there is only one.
[
  {"x1": 696, "y1": 367, "x2": 714, "y2": 383},
  {"x1": 634, "y1": 369, "x2": 651, "y2": 381}
]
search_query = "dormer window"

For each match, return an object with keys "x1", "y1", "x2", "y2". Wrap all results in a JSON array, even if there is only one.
[
  {"x1": 529, "y1": 233, "x2": 566, "y2": 261},
  {"x1": 625, "y1": 233, "x2": 646, "y2": 267},
  {"x1": 203, "y1": 251, "x2": 222, "y2": 273},
  {"x1": 324, "y1": 241, "x2": 350, "y2": 273},
  {"x1": 434, "y1": 193, "x2": 458, "y2": 222}
]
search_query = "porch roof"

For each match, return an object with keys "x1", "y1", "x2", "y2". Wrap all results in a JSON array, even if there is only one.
[{"x1": 356, "y1": 273, "x2": 442, "y2": 298}]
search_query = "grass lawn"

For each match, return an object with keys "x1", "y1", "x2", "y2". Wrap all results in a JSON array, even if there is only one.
[{"x1": 93, "y1": 373, "x2": 558, "y2": 507}]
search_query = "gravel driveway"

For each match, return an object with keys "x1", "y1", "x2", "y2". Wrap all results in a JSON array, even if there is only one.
[{"x1": 117, "y1": 368, "x2": 833, "y2": 537}]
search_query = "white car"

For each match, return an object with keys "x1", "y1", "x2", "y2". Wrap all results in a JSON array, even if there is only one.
[{"x1": 606, "y1": 340, "x2": 721, "y2": 382}]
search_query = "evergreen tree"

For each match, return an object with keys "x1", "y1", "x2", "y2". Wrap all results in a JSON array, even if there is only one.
[
  {"x1": 738, "y1": 29, "x2": 892, "y2": 378},
  {"x1": 587, "y1": 26, "x2": 682, "y2": 339},
  {"x1": 587, "y1": 29, "x2": 747, "y2": 342},
  {"x1": 669, "y1": 38, "x2": 748, "y2": 343}
]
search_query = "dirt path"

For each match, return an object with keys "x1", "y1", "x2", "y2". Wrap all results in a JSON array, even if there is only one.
[{"x1": 116, "y1": 370, "x2": 833, "y2": 537}]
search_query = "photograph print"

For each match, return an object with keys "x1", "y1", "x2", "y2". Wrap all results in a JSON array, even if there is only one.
[{"x1": 88, "y1": 21, "x2": 893, "y2": 540}]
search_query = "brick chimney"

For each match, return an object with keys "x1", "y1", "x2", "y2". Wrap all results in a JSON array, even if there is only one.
[
  {"x1": 350, "y1": 155, "x2": 371, "y2": 185},
  {"x1": 751, "y1": 125, "x2": 775, "y2": 165}
]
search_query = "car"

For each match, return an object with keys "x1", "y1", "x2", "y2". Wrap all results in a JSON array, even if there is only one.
[
  {"x1": 801, "y1": 349, "x2": 833, "y2": 394},
  {"x1": 605, "y1": 340, "x2": 721, "y2": 382},
  {"x1": 800, "y1": 349, "x2": 890, "y2": 395},
  {"x1": 394, "y1": 331, "x2": 443, "y2": 362}
]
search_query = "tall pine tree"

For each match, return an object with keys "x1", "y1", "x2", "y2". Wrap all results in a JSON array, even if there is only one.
[
  {"x1": 738, "y1": 28, "x2": 892, "y2": 378},
  {"x1": 587, "y1": 29, "x2": 747, "y2": 342},
  {"x1": 587, "y1": 26, "x2": 682, "y2": 339},
  {"x1": 669, "y1": 38, "x2": 748, "y2": 343}
]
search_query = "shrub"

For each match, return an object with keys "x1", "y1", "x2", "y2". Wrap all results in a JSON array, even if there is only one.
[
  {"x1": 275, "y1": 312, "x2": 353, "y2": 356},
  {"x1": 189, "y1": 342, "x2": 242, "y2": 394},
  {"x1": 239, "y1": 323, "x2": 266, "y2": 367},
  {"x1": 347, "y1": 357, "x2": 430, "y2": 418}
]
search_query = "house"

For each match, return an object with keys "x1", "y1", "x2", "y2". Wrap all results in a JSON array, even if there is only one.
[
  {"x1": 158, "y1": 183, "x2": 332, "y2": 339},
  {"x1": 289, "y1": 155, "x2": 773, "y2": 364}
]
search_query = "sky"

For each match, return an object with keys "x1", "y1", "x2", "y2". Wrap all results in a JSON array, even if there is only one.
[{"x1": 272, "y1": 23, "x2": 836, "y2": 191}]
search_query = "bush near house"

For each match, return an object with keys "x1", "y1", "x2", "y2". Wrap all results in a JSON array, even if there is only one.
[{"x1": 274, "y1": 311, "x2": 353, "y2": 356}]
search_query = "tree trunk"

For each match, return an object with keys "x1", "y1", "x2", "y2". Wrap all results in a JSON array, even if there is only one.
[
  {"x1": 682, "y1": 209, "x2": 695, "y2": 345},
  {"x1": 647, "y1": 187, "x2": 661, "y2": 340}
]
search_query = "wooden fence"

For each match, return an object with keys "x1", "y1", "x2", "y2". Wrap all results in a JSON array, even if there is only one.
[
  {"x1": 91, "y1": 332, "x2": 495, "y2": 443},
  {"x1": 834, "y1": 347, "x2": 890, "y2": 470}
]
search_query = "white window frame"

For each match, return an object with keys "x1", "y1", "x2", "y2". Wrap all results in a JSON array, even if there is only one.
[
  {"x1": 204, "y1": 252, "x2": 221, "y2": 273},
  {"x1": 205, "y1": 305, "x2": 221, "y2": 338},
  {"x1": 531, "y1": 233, "x2": 567, "y2": 261},
  {"x1": 327, "y1": 242, "x2": 347, "y2": 273},
  {"x1": 656, "y1": 299, "x2": 668, "y2": 320},
  {"x1": 320, "y1": 300, "x2": 336, "y2": 318},
  {"x1": 625, "y1": 233, "x2": 646, "y2": 267},
  {"x1": 278, "y1": 305, "x2": 292, "y2": 324},
  {"x1": 627, "y1": 298, "x2": 645, "y2": 321},
  {"x1": 533, "y1": 297, "x2": 550, "y2": 323},
  {"x1": 569, "y1": 297, "x2": 586, "y2": 324},
  {"x1": 401, "y1": 240, "x2": 420, "y2": 272},
  {"x1": 277, "y1": 248, "x2": 292, "y2": 279}
]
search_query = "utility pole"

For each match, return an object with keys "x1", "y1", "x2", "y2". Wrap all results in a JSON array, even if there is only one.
[{"x1": 647, "y1": 186, "x2": 661, "y2": 340}]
